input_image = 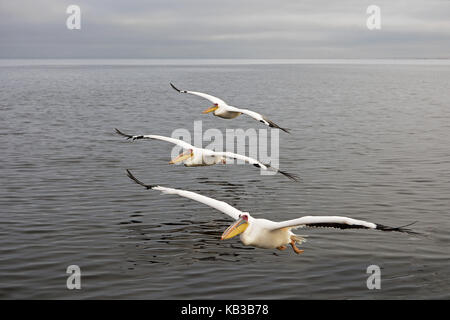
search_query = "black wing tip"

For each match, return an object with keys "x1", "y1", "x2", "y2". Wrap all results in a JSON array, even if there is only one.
[
  {"x1": 170, "y1": 82, "x2": 181, "y2": 92},
  {"x1": 376, "y1": 221, "x2": 419, "y2": 234},
  {"x1": 273, "y1": 124, "x2": 290, "y2": 134},
  {"x1": 263, "y1": 117, "x2": 290, "y2": 133},
  {"x1": 115, "y1": 128, "x2": 132, "y2": 139},
  {"x1": 278, "y1": 170, "x2": 301, "y2": 182},
  {"x1": 126, "y1": 169, "x2": 155, "y2": 190},
  {"x1": 261, "y1": 163, "x2": 300, "y2": 182},
  {"x1": 115, "y1": 128, "x2": 143, "y2": 140}
]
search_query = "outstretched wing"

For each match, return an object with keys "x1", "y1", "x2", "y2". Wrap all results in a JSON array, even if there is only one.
[
  {"x1": 228, "y1": 107, "x2": 290, "y2": 133},
  {"x1": 269, "y1": 216, "x2": 417, "y2": 234},
  {"x1": 170, "y1": 83, "x2": 227, "y2": 105},
  {"x1": 115, "y1": 128, "x2": 194, "y2": 150},
  {"x1": 170, "y1": 83, "x2": 288, "y2": 132},
  {"x1": 205, "y1": 150, "x2": 299, "y2": 181},
  {"x1": 126, "y1": 170, "x2": 243, "y2": 220}
]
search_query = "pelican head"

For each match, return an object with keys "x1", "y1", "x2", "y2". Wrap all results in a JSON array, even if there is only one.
[
  {"x1": 202, "y1": 103, "x2": 219, "y2": 114},
  {"x1": 221, "y1": 214, "x2": 250, "y2": 240},
  {"x1": 169, "y1": 149, "x2": 194, "y2": 164}
]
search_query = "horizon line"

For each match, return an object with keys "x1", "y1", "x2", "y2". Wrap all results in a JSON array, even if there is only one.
[{"x1": 2, "y1": 58, "x2": 450, "y2": 67}]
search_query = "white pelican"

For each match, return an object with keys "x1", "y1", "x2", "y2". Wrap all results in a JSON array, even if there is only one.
[
  {"x1": 170, "y1": 83, "x2": 290, "y2": 133},
  {"x1": 126, "y1": 170, "x2": 416, "y2": 254},
  {"x1": 116, "y1": 129, "x2": 298, "y2": 181}
]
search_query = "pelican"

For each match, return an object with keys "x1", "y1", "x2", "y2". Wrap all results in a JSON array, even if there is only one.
[
  {"x1": 126, "y1": 170, "x2": 416, "y2": 254},
  {"x1": 115, "y1": 129, "x2": 298, "y2": 181},
  {"x1": 170, "y1": 83, "x2": 290, "y2": 133}
]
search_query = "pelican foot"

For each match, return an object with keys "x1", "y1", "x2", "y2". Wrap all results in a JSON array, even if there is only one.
[
  {"x1": 277, "y1": 245, "x2": 287, "y2": 251},
  {"x1": 290, "y1": 240, "x2": 304, "y2": 254}
]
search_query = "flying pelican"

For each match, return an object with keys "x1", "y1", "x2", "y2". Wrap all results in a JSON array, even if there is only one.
[
  {"x1": 126, "y1": 170, "x2": 416, "y2": 254},
  {"x1": 116, "y1": 129, "x2": 298, "y2": 181},
  {"x1": 170, "y1": 83, "x2": 290, "y2": 133}
]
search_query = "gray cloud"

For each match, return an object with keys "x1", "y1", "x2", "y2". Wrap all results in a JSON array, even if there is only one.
[{"x1": 0, "y1": 0, "x2": 449, "y2": 58}]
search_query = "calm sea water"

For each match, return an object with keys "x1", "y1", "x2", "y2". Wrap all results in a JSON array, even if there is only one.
[{"x1": 0, "y1": 60, "x2": 449, "y2": 299}]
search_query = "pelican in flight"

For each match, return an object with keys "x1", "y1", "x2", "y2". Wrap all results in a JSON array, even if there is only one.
[
  {"x1": 126, "y1": 170, "x2": 415, "y2": 254},
  {"x1": 170, "y1": 83, "x2": 290, "y2": 133},
  {"x1": 116, "y1": 129, "x2": 298, "y2": 181}
]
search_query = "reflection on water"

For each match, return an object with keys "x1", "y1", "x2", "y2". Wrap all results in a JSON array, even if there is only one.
[
  {"x1": 120, "y1": 217, "x2": 259, "y2": 269},
  {"x1": 0, "y1": 61, "x2": 449, "y2": 299}
]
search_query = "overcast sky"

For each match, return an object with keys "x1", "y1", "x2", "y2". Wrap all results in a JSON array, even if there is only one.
[{"x1": 1, "y1": 0, "x2": 449, "y2": 59}]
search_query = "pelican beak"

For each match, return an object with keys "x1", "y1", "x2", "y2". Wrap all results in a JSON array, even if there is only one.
[
  {"x1": 169, "y1": 150, "x2": 193, "y2": 164},
  {"x1": 221, "y1": 217, "x2": 249, "y2": 240},
  {"x1": 202, "y1": 104, "x2": 219, "y2": 114}
]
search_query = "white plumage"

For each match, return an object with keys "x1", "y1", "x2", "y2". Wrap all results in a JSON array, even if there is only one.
[
  {"x1": 170, "y1": 83, "x2": 290, "y2": 133},
  {"x1": 126, "y1": 170, "x2": 414, "y2": 254},
  {"x1": 116, "y1": 129, "x2": 298, "y2": 180}
]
